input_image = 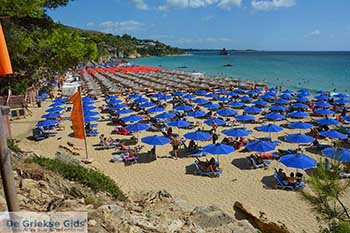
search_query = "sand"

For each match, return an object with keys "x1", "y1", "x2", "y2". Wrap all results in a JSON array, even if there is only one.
[{"x1": 11, "y1": 95, "x2": 348, "y2": 233}]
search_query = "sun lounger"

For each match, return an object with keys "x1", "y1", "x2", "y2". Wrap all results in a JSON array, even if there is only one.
[
  {"x1": 86, "y1": 129, "x2": 99, "y2": 136},
  {"x1": 38, "y1": 127, "x2": 57, "y2": 136},
  {"x1": 247, "y1": 156, "x2": 270, "y2": 169},
  {"x1": 32, "y1": 128, "x2": 49, "y2": 141},
  {"x1": 193, "y1": 160, "x2": 222, "y2": 177},
  {"x1": 192, "y1": 149, "x2": 204, "y2": 157},
  {"x1": 273, "y1": 169, "x2": 305, "y2": 190}
]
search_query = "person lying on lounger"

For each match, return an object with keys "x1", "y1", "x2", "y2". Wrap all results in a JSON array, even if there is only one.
[
  {"x1": 197, "y1": 157, "x2": 221, "y2": 175},
  {"x1": 288, "y1": 172, "x2": 297, "y2": 187},
  {"x1": 188, "y1": 140, "x2": 198, "y2": 150},
  {"x1": 277, "y1": 168, "x2": 288, "y2": 181}
]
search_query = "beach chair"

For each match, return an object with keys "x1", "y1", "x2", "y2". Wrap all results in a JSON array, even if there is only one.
[
  {"x1": 273, "y1": 169, "x2": 305, "y2": 190},
  {"x1": 246, "y1": 156, "x2": 269, "y2": 169},
  {"x1": 193, "y1": 160, "x2": 222, "y2": 177},
  {"x1": 86, "y1": 129, "x2": 99, "y2": 137},
  {"x1": 32, "y1": 128, "x2": 48, "y2": 141},
  {"x1": 38, "y1": 127, "x2": 57, "y2": 136},
  {"x1": 122, "y1": 155, "x2": 137, "y2": 165}
]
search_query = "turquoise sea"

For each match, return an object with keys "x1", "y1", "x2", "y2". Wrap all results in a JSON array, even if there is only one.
[{"x1": 130, "y1": 51, "x2": 350, "y2": 94}]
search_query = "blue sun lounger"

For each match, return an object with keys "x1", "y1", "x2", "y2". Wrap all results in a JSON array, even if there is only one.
[
  {"x1": 273, "y1": 169, "x2": 305, "y2": 191},
  {"x1": 193, "y1": 160, "x2": 222, "y2": 177}
]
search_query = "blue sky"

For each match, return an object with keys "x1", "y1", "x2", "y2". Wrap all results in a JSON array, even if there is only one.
[{"x1": 47, "y1": 0, "x2": 350, "y2": 50}]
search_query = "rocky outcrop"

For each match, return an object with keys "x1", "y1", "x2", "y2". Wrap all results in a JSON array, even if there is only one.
[
  {"x1": 234, "y1": 201, "x2": 289, "y2": 233},
  {"x1": 1, "y1": 155, "x2": 259, "y2": 233}
]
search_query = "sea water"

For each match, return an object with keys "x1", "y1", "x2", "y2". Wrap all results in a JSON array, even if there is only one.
[{"x1": 130, "y1": 51, "x2": 350, "y2": 94}]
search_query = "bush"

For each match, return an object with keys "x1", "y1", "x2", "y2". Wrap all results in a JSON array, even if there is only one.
[
  {"x1": 322, "y1": 221, "x2": 350, "y2": 233},
  {"x1": 27, "y1": 156, "x2": 127, "y2": 201}
]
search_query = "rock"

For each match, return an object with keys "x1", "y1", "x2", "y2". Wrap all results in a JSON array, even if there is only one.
[
  {"x1": 167, "y1": 219, "x2": 184, "y2": 232},
  {"x1": 174, "y1": 197, "x2": 195, "y2": 212},
  {"x1": 234, "y1": 201, "x2": 289, "y2": 233},
  {"x1": 191, "y1": 206, "x2": 235, "y2": 228},
  {"x1": 88, "y1": 219, "x2": 97, "y2": 227},
  {"x1": 98, "y1": 204, "x2": 128, "y2": 219}
]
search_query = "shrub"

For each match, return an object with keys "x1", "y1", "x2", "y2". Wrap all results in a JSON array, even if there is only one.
[{"x1": 27, "y1": 156, "x2": 127, "y2": 201}]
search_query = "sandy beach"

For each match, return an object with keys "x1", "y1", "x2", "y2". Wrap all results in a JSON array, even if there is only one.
[{"x1": 12, "y1": 78, "x2": 350, "y2": 233}]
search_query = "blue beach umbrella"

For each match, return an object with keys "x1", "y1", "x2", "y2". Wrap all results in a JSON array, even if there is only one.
[
  {"x1": 228, "y1": 101, "x2": 244, "y2": 108},
  {"x1": 168, "y1": 119, "x2": 190, "y2": 128},
  {"x1": 320, "y1": 130, "x2": 347, "y2": 140},
  {"x1": 223, "y1": 128, "x2": 251, "y2": 137},
  {"x1": 121, "y1": 114, "x2": 143, "y2": 122},
  {"x1": 334, "y1": 93, "x2": 348, "y2": 99},
  {"x1": 252, "y1": 100, "x2": 267, "y2": 106},
  {"x1": 49, "y1": 102, "x2": 63, "y2": 107},
  {"x1": 288, "y1": 111, "x2": 309, "y2": 118},
  {"x1": 147, "y1": 106, "x2": 165, "y2": 113},
  {"x1": 109, "y1": 105, "x2": 125, "y2": 111},
  {"x1": 246, "y1": 140, "x2": 276, "y2": 152},
  {"x1": 184, "y1": 131, "x2": 211, "y2": 141},
  {"x1": 187, "y1": 110, "x2": 206, "y2": 118},
  {"x1": 84, "y1": 111, "x2": 99, "y2": 117},
  {"x1": 203, "y1": 103, "x2": 219, "y2": 110},
  {"x1": 279, "y1": 154, "x2": 316, "y2": 170},
  {"x1": 83, "y1": 105, "x2": 97, "y2": 111},
  {"x1": 315, "y1": 109, "x2": 335, "y2": 115},
  {"x1": 292, "y1": 103, "x2": 309, "y2": 109},
  {"x1": 269, "y1": 105, "x2": 287, "y2": 112},
  {"x1": 46, "y1": 107, "x2": 64, "y2": 113},
  {"x1": 175, "y1": 105, "x2": 193, "y2": 111},
  {"x1": 192, "y1": 98, "x2": 209, "y2": 105},
  {"x1": 316, "y1": 90, "x2": 328, "y2": 95},
  {"x1": 204, "y1": 117, "x2": 226, "y2": 126},
  {"x1": 140, "y1": 102, "x2": 156, "y2": 108},
  {"x1": 295, "y1": 97, "x2": 309, "y2": 103},
  {"x1": 215, "y1": 88, "x2": 227, "y2": 94},
  {"x1": 228, "y1": 91, "x2": 239, "y2": 97},
  {"x1": 235, "y1": 88, "x2": 246, "y2": 94},
  {"x1": 205, "y1": 93, "x2": 218, "y2": 98},
  {"x1": 155, "y1": 112, "x2": 175, "y2": 120},
  {"x1": 125, "y1": 123, "x2": 149, "y2": 132},
  {"x1": 216, "y1": 97, "x2": 230, "y2": 102},
  {"x1": 240, "y1": 96, "x2": 252, "y2": 102},
  {"x1": 141, "y1": 135, "x2": 170, "y2": 146},
  {"x1": 288, "y1": 121, "x2": 313, "y2": 130},
  {"x1": 334, "y1": 99, "x2": 350, "y2": 104},
  {"x1": 314, "y1": 95, "x2": 329, "y2": 101},
  {"x1": 217, "y1": 109, "x2": 236, "y2": 117},
  {"x1": 257, "y1": 123, "x2": 283, "y2": 133},
  {"x1": 285, "y1": 133, "x2": 314, "y2": 144},
  {"x1": 322, "y1": 148, "x2": 350, "y2": 163},
  {"x1": 260, "y1": 94, "x2": 274, "y2": 100},
  {"x1": 244, "y1": 106, "x2": 262, "y2": 114},
  {"x1": 314, "y1": 102, "x2": 331, "y2": 108},
  {"x1": 134, "y1": 97, "x2": 149, "y2": 104},
  {"x1": 36, "y1": 120, "x2": 59, "y2": 127},
  {"x1": 42, "y1": 113, "x2": 61, "y2": 119},
  {"x1": 116, "y1": 109, "x2": 134, "y2": 115},
  {"x1": 203, "y1": 143, "x2": 235, "y2": 155},
  {"x1": 183, "y1": 94, "x2": 196, "y2": 99},
  {"x1": 107, "y1": 99, "x2": 122, "y2": 105},
  {"x1": 84, "y1": 116, "x2": 99, "y2": 123},
  {"x1": 316, "y1": 118, "x2": 340, "y2": 126},
  {"x1": 265, "y1": 112, "x2": 285, "y2": 121},
  {"x1": 195, "y1": 90, "x2": 208, "y2": 95},
  {"x1": 279, "y1": 94, "x2": 292, "y2": 100},
  {"x1": 235, "y1": 115, "x2": 255, "y2": 122},
  {"x1": 174, "y1": 91, "x2": 186, "y2": 96}
]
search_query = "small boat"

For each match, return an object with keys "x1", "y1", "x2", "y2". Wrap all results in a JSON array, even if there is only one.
[
  {"x1": 224, "y1": 64, "x2": 233, "y2": 67},
  {"x1": 219, "y1": 48, "x2": 229, "y2": 55},
  {"x1": 177, "y1": 66, "x2": 188, "y2": 69}
]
